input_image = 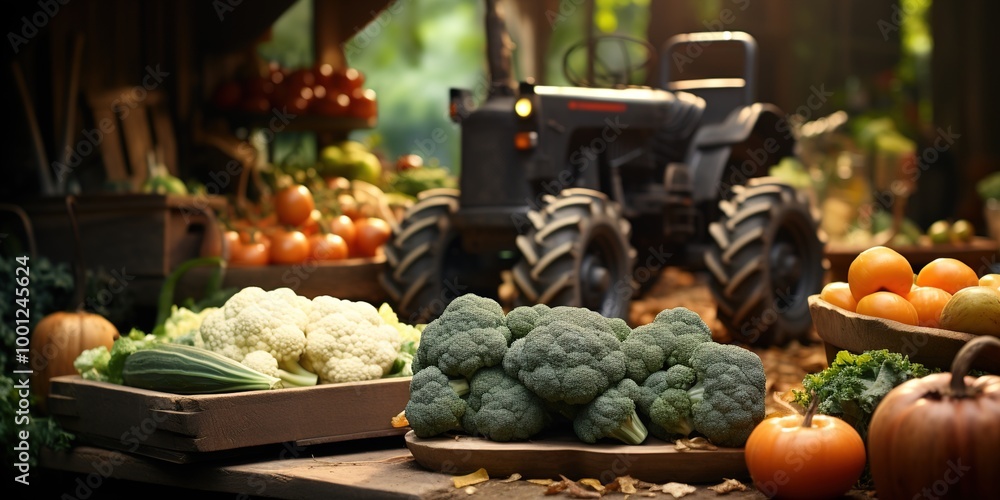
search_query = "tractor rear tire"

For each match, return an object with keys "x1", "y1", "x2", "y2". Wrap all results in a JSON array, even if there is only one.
[
  {"x1": 380, "y1": 189, "x2": 462, "y2": 323},
  {"x1": 512, "y1": 189, "x2": 637, "y2": 319},
  {"x1": 705, "y1": 178, "x2": 825, "y2": 345}
]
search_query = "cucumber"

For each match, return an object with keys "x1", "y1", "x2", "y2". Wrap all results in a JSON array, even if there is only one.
[{"x1": 122, "y1": 343, "x2": 281, "y2": 394}]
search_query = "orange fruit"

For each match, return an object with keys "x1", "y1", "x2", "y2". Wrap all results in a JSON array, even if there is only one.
[
  {"x1": 848, "y1": 246, "x2": 914, "y2": 301},
  {"x1": 915, "y1": 258, "x2": 979, "y2": 295},
  {"x1": 979, "y1": 274, "x2": 1000, "y2": 290},
  {"x1": 905, "y1": 286, "x2": 952, "y2": 328},
  {"x1": 856, "y1": 291, "x2": 919, "y2": 326},
  {"x1": 820, "y1": 282, "x2": 858, "y2": 312}
]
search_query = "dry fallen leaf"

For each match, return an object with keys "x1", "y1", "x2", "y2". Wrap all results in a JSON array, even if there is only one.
[
  {"x1": 578, "y1": 478, "x2": 605, "y2": 493},
  {"x1": 617, "y1": 476, "x2": 639, "y2": 494},
  {"x1": 464, "y1": 486, "x2": 477, "y2": 495},
  {"x1": 453, "y1": 468, "x2": 489, "y2": 488},
  {"x1": 658, "y1": 482, "x2": 697, "y2": 498},
  {"x1": 390, "y1": 411, "x2": 409, "y2": 428},
  {"x1": 545, "y1": 480, "x2": 569, "y2": 495},
  {"x1": 674, "y1": 437, "x2": 718, "y2": 451},
  {"x1": 560, "y1": 476, "x2": 601, "y2": 499},
  {"x1": 500, "y1": 473, "x2": 522, "y2": 483},
  {"x1": 708, "y1": 478, "x2": 748, "y2": 494},
  {"x1": 528, "y1": 479, "x2": 555, "y2": 486}
]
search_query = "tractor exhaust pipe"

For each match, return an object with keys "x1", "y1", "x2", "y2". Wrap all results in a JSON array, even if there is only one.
[{"x1": 485, "y1": 0, "x2": 515, "y2": 96}]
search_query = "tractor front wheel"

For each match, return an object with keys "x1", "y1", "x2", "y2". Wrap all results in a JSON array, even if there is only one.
[
  {"x1": 380, "y1": 189, "x2": 465, "y2": 323},
  {"x1": 512, "y1": 189, "x2": 636, "y2": 319},
  {"x1": 705, "y1": 178, "x2": 825, "y2": 345}
]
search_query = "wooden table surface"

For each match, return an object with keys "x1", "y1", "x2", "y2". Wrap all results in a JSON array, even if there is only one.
[{"x1": 34, "y1": 437, "x2": 874, "y2": 499}]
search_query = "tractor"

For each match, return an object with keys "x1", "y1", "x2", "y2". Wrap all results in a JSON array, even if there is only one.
[{"x1": 380, "y1": 1, "x2": 825, "y2": 345}]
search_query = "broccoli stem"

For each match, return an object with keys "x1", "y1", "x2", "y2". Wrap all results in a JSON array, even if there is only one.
[
  {"x1": 608, "y1": 410, "x2": 648, "y2": 445},
  {"x1": 449, "y1": 378, "x2": 470, "y2": 397},
  {"x1": 278, "y1": 358, "x2": 319, "y2": 387},
  {"x1": 665, "y1": 418, "x2": 694, "y2": 437}
]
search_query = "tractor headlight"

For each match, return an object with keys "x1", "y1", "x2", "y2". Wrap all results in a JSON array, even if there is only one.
[{"x1": 514, "y1": 98, "x2": 533, "y2": 118}]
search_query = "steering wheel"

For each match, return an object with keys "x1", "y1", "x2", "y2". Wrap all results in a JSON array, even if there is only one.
[{"x1": 562, "y1": 34, "x2": 656, "y2": 88}]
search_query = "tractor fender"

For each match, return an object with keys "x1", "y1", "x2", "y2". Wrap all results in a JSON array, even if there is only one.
[{"x1": 689, "y1": 103, "x2": 795, "y2": 203}]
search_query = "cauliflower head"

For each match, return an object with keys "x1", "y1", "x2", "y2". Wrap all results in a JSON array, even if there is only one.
[
  {"x1": 199, "y1": 287, "x2": 311, "y2": 366},
  {"x1": 304, "y1": 296, "x2": 402, "y2": 383}
]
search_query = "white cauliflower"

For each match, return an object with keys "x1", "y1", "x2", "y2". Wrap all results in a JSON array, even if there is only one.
[
  {"x1": 304, "y1": 296, "x2": 402, "y2": 383},
  {"x1": 200, "y1": 287, "x2": 317, "y2": 387}
]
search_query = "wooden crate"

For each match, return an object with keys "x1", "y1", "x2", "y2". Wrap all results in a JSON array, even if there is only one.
[
  {"x1": 21, "y1": 194, "x2": 226, "y2": 278},
  {"x1": 47, "y1": 375, "x2": 411, "y2": 463}
]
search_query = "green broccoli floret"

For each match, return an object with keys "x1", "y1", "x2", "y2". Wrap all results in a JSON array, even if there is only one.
[
  {"x1": 462, "y1": 367, "x2": 549, "y2": 441},
  {"x1": 106, "y1": 335, "x2": 158, "y2": 384},
  {"x1": 505, "y1": 304, "x2": 550, "y2": 342},
  {"x1": 636, "y1": 365, "x2": 698, "y2": 440},
  {"x1": 504, "y1": 307, "x2": 626, "y2": 405},
  {"x1": 414, "y1": 294, "x2": 511, "y2": 378},
  {"x1": 405, "y1": 366, "x2": 471, "y2": 438},
  {"x1": 607, "y1": 317, "x2": 631, "y2": 342},
  {"x1": 686, "y1": 342, "x2": 765, "y2": 448},
  {"x1": 572, "y1": 378, "x2": 648, "y2": 445},
  {"x1": 73, "y1": 346, "x2": 111, "y2": 382},
  {"x1": 792, "y1": 349, "x2": 930, "y2": 440},
  {"x1": 622, "y1": 307, "x2": 712, "y2": 383}
]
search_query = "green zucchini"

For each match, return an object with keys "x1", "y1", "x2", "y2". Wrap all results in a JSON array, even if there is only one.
[{"x1": 122, "y1": 343, "x2": 281, "y2": 394}]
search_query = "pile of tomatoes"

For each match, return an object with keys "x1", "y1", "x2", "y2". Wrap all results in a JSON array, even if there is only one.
[
  {"x1": 224, "y1": 183, "x2": 392, "y2": 267},
  {"x1": 820, "y1": 246, "x2": 995, "y2": 328},
  {"x1": 211, "y1": 62, "x2": 377, "y2": 120}
]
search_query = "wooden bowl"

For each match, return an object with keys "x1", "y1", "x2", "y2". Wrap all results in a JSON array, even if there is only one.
[{"x1": 808, "y1": 295, "x2": 1000, "y2": 373}]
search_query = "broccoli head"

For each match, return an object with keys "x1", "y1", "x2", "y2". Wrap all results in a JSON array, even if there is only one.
[
  {"x1": 415, "y1": 294, "x2": 511, "y2": 379},
  {"x1": 687, "y1": 342, "x2": 765, "y2": 447},
  {"x1": 462, "y1": 367, "x2": 550, "y2": 441},
  {"x1": 622, "y1": 307, "x2": 712, "y2": 383},
  {"x1": 504, "y1": 307, "x2": 626, "y2": 405},
  {"x1": 572, "y1": 378, "x2": 648, "y2": 445},
  {"x1": 404, "y1": 366, "x2": 471, "y2": 438},
  {"x1": 505, "y1": 304, "x2": 550, "y2": 342},
  {"x1": 636, "y1": 365, "x2": 698, "y2": 440}
]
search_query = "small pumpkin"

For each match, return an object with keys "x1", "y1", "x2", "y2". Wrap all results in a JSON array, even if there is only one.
[
  {"x1": 31, "y1": 311, "x2": 118, "y2": 407},
  {"x1": 868, "y1": 336, "x2": 1000, "y2": 500},
  {"x1": 744, "y1": 394, "x2": 866, "y2": 499}
]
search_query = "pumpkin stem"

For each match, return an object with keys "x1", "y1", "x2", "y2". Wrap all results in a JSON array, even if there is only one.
[
  {"x1": 949, "y1": 336, "x2": 1000, "y2": 396},
  {"x1": 802, "y1": 390, "x2": 819, "y2": 428},
  {"x1": 66, "y1": 196, "x2": 86, "y2": 311}
]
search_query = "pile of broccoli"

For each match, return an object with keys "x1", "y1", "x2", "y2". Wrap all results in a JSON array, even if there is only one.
[{"x1": 404, "y1": 295, "x2": 766, "y2": 447}]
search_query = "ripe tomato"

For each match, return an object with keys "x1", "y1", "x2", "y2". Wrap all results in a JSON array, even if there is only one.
[
  {"x1": 329, "y1": 67, "x2": 364, "y2": 93},
  {"x1": 745, "y1": 408, "x2": 866, "y2": 499},
  {"x1": 269, "y1": 230, "x2": 310, "y2": 265},
  {"x1": 353, "y1": 217, "x2": 391, "y2": 258},
  {"x1": 230, "y1": 239, "x2": 269, "y2": 266},
  {"x1": 819, "y1": 281, "x2": 857, "y2": 312},
  {"x1": 337, "y1": 194, "x2": 360, "y2": 220},
  {"x1": 906, "y1": 286, "x2": 952, "y2": 328},
  {"x1": 274, "y1": 185, "x2": 315, "y2": 226},
  {"x1": 223, "y1": 230, "x2": 242, "y2": 259},
  {"x1": 856, "y1": 291, "x2": 919, "y2": 326},
  {"x1": 309, "y1": 233, "x2": 349, "y2": 262},
  {"x1": 915, "y1": 258, "x2": 979, "y2": 295},
  {"x1": 300, "y1": 209, "x2": 322, "y2": 236},
  {"x1": 329, "y1": 214, "x2": 357, "y2": 250},
  {"x1": 312, "y1": 92, "x2": 351, "y2": 117},
  {"x1": 847, "y1": 246, "x2": 914, "y2": 301},
  {"x1": 349, "y1": 88, "x2": 377, "y2": 120}
]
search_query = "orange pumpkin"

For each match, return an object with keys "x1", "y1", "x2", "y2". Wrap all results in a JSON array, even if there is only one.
[
  {"x1": 868, "y1": 336, "x2": 1000, "y2": 500},
  {"x1": 30, "y1": 311, "x2": 118, "y2": 411},
  {"x1": 744, "y1": 396, "x2": 866, "y2": 499}
]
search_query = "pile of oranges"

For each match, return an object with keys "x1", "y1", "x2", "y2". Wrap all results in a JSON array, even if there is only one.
[{"x1": 820, "y1": 246, "x2": 999, "y2": 328}]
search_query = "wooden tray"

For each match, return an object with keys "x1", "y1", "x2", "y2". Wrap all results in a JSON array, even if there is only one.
[
  {"x1": 404, "y1": 431, "x2": 748, "y2": 484},
  {"x1": 809, "y1": 294, "x2": 1000, "y2": 372},
  {"x1": 48, "y1": 375, "x2": 410, "y2": 463}
]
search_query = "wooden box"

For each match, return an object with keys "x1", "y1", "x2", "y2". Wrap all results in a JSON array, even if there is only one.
[
  {"x1": 47, "y1": 375, "x2": 411, "y2": 463},
  {"x1": 21, "y1": 194, "x2": 226, "y2": 278}
]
